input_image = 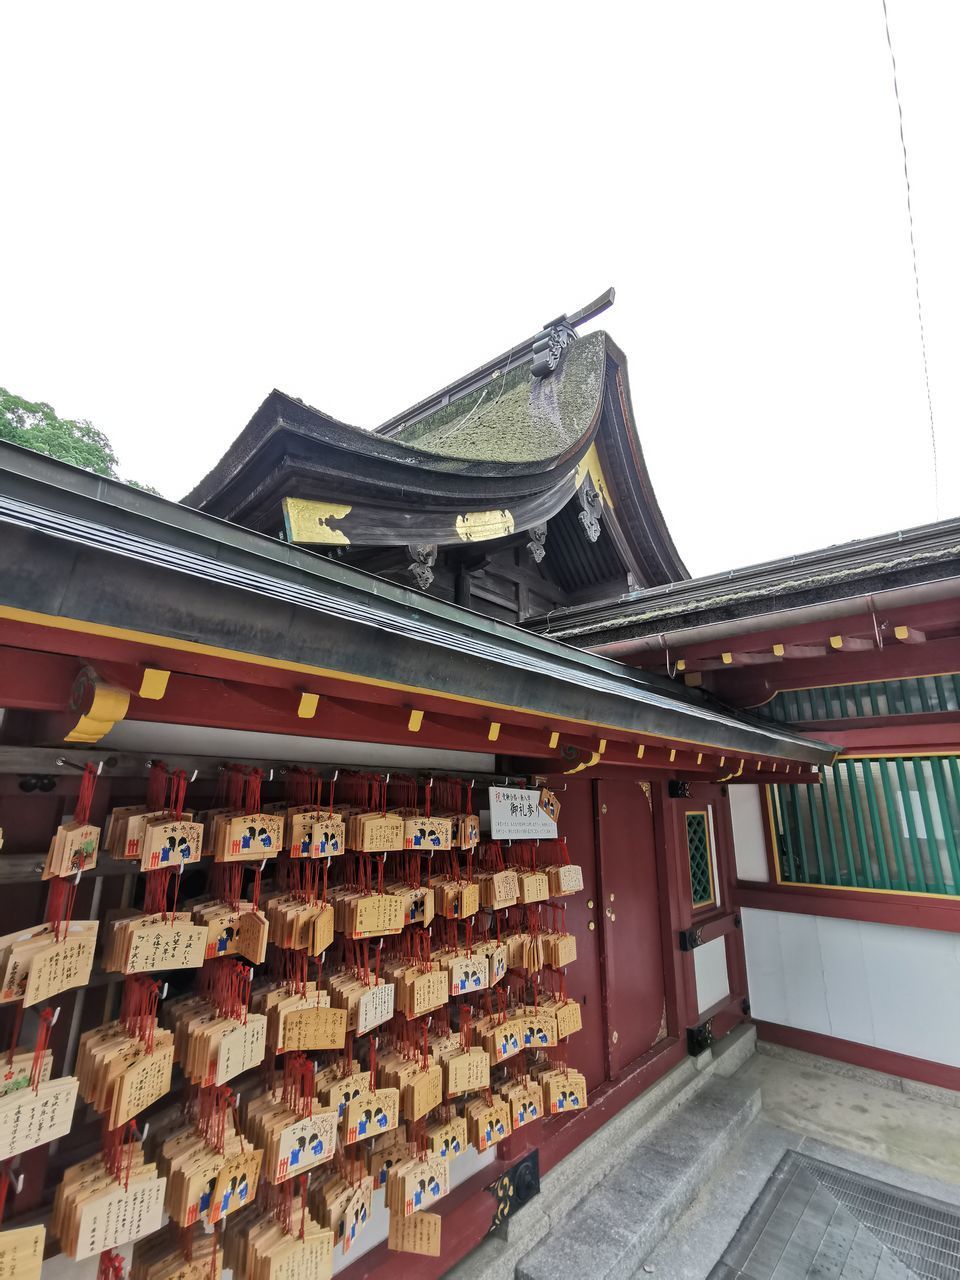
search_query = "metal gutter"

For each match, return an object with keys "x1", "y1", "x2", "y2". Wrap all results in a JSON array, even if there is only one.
[{"x1": 532, "y1": 519, "x2": 960, "y2": 643}]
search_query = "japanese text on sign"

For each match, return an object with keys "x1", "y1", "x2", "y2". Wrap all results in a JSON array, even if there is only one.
[{"x1": 488, "y1": 788, "x2": 558, "y2": 839}]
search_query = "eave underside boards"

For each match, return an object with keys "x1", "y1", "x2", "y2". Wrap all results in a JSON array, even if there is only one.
[
  {"x1": 543, "y1": 501, "x2": 627, "y2": 597},
  {"x1": 0, "y1": 479, "x2": 832, "y2": 769},
  {"x1": 349, "y1": 522, "x2": 630, "y2": 625}
]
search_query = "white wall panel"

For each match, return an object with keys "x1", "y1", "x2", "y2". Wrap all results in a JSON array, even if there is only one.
[
  {"x1": 694, "y1": 935, "x2": 730, "y2": 1014},
  {"x1": 740, "y1": 908, "x2": 789, "y2": 1021},
  {"x1": 729, "y1": 785, "x2": 770, "y2": 882},
  {"x1": 859, "y1": 923, "x2": 960, "y2": 1067},
  {"x1": 776, "y1": 912, "x2": 831, "y2": 1035},
  {"x1": 742, "y1": 908, "x2": 960, "y2": 1068},
  {"x1": 816, "y1": 915, "x2": 875, "y2": 1048}
]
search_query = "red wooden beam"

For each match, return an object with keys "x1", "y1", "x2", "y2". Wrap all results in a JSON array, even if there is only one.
[
  {"x1": 618, "y1": 597, "x2": 960, "y2": 669},
  {"x1": 0, "y1": 618, "x2": 824, "y2": 772},
  {"x1": 827, "y1": 722, "x2": 960, "y2": 753},
  {"x1": 828, "y1": 634, "x2": 874, "y2": 653},
  {"x1": 735, "y1": 879, "x2": 960, "y2": 934},
  {"x1": 773, "y1": 643, "x2": 828, "y2": 660},
  {"x1": 714, "y1": 634, "x2": 960, "y2": 707},
  {"x1": 754, "y1": 1021, "x2": 960, "y2": 1092},
  {"x1": 679, "y1": 651, "x2": 782, "y2": 674},
  {"x1": 0, "y1": 647, "x2": 78, "y2": 710}
]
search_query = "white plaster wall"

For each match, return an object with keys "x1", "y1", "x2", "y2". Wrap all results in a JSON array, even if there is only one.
[
  {"x1": 729, "y1": 784, "x2": 770, "y2": 882},
  {"x1": 742, "y1": 907, "x2": 960, "y2": 1067},
  {"x1": 694, "y1": 934, "x2": 730, "y2": 1014}
]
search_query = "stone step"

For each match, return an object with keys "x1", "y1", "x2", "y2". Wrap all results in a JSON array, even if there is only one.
[{"x1": 516, "y1": 1076, "x2": 762, "y2": 1280}]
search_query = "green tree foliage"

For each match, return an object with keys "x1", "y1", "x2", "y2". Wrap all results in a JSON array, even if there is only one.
[{"x1": 0, "y1": 386, "x2": 158, "y2": 492}]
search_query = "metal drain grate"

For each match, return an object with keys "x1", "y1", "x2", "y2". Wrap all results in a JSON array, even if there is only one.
[
  {"x1": 711, "y1": 1152, "x2": 960, "y2": 1280},
  {"x1": 792, "y1": 1155, "x2": 960, "y2": 1280}
]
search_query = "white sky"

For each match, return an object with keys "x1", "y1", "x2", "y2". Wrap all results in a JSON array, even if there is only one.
[{"x1": 2, "y1": 1, "x2": 957, "y2": 578}]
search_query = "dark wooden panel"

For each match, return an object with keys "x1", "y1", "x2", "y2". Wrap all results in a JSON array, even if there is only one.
[
  {"x1": 550, "y1": 776, "x2": 607, "y2": 1092},
  {"x1": 597, "y1": 778, "x2": 667, "y2": 1076}
]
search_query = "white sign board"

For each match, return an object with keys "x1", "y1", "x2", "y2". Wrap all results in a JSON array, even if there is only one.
[{"x1": 488, "y1": 787, "x2": 558, "y2": 840}]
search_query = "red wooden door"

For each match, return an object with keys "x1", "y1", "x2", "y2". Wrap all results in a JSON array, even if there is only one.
[
  {"x1": 551, "y1": 776, "x2": 607, "y2": 1091},
  {"x1": 596, "y1": 778, "x2": 668, "y2": 1076}
]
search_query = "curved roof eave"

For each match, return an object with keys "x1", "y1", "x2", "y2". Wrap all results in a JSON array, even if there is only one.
[
  {"x1": 595, "y1": 334, "x2": 689, "y2": 584},
  {"x1": 182, "y1": 336, "x2": 606, "y2": 514}
]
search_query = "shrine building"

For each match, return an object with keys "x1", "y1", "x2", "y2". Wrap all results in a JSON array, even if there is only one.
[{"x1": 0, "y1": 289, "x2": 958, "y2": 1278}]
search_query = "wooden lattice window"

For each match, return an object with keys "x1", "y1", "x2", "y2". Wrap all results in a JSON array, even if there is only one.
[
  {"x1": 768, "y1": 754, "x2": 960, "y2": 895},
  {"x1": 685, "y1": 811, "x2": 716, "y2": 909}
]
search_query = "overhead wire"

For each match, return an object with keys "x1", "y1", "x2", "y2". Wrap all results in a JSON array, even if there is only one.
[{"x1": 881, "y1": 0, "x2": 940, "y2": 518}]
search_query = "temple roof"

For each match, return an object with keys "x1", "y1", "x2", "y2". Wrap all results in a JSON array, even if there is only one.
[
  {"x1": 386, "y1": 332, "x2": 606, "y2": 462},
  {"x1": 531, "y1": 516, "x2": 960, "y2": 649},
  {"x1": 182, "y1": 298, "x2": 687, "y2": 596},
  {"x1": 0, "y1": 440, "x2": 835, "y2": 769}
]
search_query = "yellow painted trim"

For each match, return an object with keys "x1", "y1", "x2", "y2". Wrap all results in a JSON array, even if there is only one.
[
  {"x1": 829, "y1": 635, "x2": 843, "y2": 650},
  {"x1": 574, "y1": 443, "x2": 615, "y2": 510},
  {"x1": 764, "y1": 784, "x2": 960, "y2": 901},
  {"x1": 894, "y1": 625, "x2": 911, "y2": 641},
  {"x1": 487, "y1": 721, "x2": 501, "y2": 743},
  {"x1": 717, "y1": 758, "x2": 745, "y2": 782},
  {"x1": 837, "y1": 749, "x2": 960, "y2": 760},
  {"x1": 771, "y1": 878, "x2": 960, "y2": 902},
  {"x1": 772, "y1": 643, "x2": 785, "y2": 658},
  {"x1": 65, "y1": 681, "x2": 130, "y2": 744},
  {"x1": 676, "y1": 659, "x2": 686, "y2": 672},
  {"x1": 722, "y1": 652, "x2": 733, "y2": 666},
  {"x1": 455, "y1": 510, "x2": 515, "y2": 542},
  {"x1": 684, "y1": 808, "x2": 717, "y2": 910},
  {"x1": 283, "y1": 497, "x2": 352, "y2": 545},
  {"x1": 564, "y1": 751, "x2": 602, "y2": 776},
  {"x1": 0, "y1": 604, "x2": 810, "y2": 762},
  {"x1": 407, "y1": 708, "x2": 424, "y2": 733},
  {"x1": 548, "y1": 731, "x2": 559, "y2": 749},
  {"x1": 598, "y1": 738, "x2": 607, "y2": 755},
  {"x1": 297, "y1": 691, "x2": 320, "y2": 719},
  {"x1": 138, "y1": 667, "x2": 170, "y2": 700}
]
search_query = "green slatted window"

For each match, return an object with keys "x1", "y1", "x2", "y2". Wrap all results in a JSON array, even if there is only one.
[
  {"x1": 768, "y1": 755, "x2": 960, "y2": 895},
  {"x1": 685, "y1": 811, "x2": 716, "y2": 909},
  {"x1": 756, "y1": 676, "x2": 960, "y2": 724}
]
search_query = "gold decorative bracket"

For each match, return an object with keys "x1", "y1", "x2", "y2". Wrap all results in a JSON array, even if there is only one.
[{"x1": 64, "y1": 667, "x2": 131, "y2": 744}]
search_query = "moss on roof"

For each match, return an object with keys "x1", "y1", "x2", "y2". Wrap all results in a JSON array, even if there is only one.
[{"x1": 391, "y1": 331, "x2": 606, "y2": 462}]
